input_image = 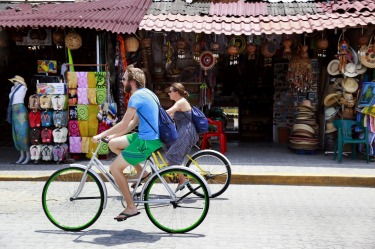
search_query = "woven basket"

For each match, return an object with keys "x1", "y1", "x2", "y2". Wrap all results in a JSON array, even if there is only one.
[
  {"x1": 53, "y1": 29, "x2": 64, "y2": 45},
  {"x1": 65, "y1": 30, "x2": 82, "y2": 50},
  {"x1": 261, "y1": 41, "x2": 276, "y2": 58},
  {"x1": 125, "y1": 36, "x2": 139, "y2": 52},
  {"x1": 359, "y1": 36, "x2": 375, "y2": 68}
]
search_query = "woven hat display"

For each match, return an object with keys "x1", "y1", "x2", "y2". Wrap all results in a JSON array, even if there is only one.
[
  {"x1": 359, "y1": 36, "x2": 375, "y2": 68},
  {"x1": 65, "y1": 30, "x2": 82, "y2": 50},
  {"x1": 300, "y1": 99, "x2": 314, "y2": 110},
  {"x1": 327, "y1": 59, "x2": 340, "y2": 76},
  {"x1": 125, "y1": 36, "x2": 139, "y2": 52},
  {"x1": 340, "y1": 92, "x2": 356, "y2": 107},
  {"x1": 324, "y1": 93, "x2": 341, "y2": 107},
  {"x1": 342, "y1": 78, "x2": 358, "y2": 93}
]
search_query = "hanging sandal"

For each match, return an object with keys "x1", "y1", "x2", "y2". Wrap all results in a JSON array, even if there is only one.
[{"x1": 131, "y1": 172, "x2": 151, "y2": 189}]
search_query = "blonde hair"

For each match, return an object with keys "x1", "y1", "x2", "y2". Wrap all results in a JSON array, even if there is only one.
[
  {"x1": 126, "y1": 64, "x2": 146, "y2": 88},
  {"x1": 170, "y1": 83, "x2": 189, "y2": 98}
]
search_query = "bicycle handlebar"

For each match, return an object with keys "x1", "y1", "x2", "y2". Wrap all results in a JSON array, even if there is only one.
[{"x1": 101, "y1": 138, "x2": 109, "y2": 144}]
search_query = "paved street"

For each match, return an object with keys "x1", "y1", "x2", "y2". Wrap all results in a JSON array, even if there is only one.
[{"x1": 1, "y1": 182, "x2": 374, "y2": 249}]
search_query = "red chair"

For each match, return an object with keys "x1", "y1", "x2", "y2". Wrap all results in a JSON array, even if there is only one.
[{"x1": 200, "y1": 118, "x2": 227, "y2": 154}]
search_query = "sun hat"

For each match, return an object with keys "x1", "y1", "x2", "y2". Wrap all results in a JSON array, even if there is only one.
[
  {"x1": 325, "y1": 122, "x2": 337, "y2": 133},
  {"x1": 8, "y1": 75, "x2": 26, "y2": 86},
  {"x1": 356, "y1": 64, "x2": 367, "y2": 74},
  {"x1": 324, "y1": 93, "x2": 341, "y2": 107},
  {"x1": 342, "y1": 78, "x2": 358, "y2": 93},
  {"x1": 327, "y1": 59, "x2": 340, "y2": 76},
  {"x1": 325, "y1": 107, "x2": 339, "y2": 120},
  {"x1": 343, "y1": 63, "x2": 359, "y2": 78},
  {"x1": 300, "y1": 99, "x2": 313, "y2": 109}
]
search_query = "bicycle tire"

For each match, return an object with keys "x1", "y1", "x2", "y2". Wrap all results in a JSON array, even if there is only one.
[
  {"x1": 42, "y1": 167, "x2": 104, "y2": 231},
  {"x1": 143, "y1": 167, "x2": 210, "y2": 233},
  {"x1": 185, "y1": 150, "x2": 231, "y2": 198}
]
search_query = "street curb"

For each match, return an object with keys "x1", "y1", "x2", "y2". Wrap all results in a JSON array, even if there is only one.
[{"x1": 1, "y1": 173, "x2": 375, "y2": 187}]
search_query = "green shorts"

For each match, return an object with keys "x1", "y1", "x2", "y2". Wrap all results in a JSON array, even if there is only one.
[{"x1": 122, "y1": 132, "x2": 163, "y2": 165}]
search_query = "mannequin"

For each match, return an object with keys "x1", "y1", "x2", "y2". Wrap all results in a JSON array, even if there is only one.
[{"x1": 7, "y1": 75, "x2": 31, "y2": 164}]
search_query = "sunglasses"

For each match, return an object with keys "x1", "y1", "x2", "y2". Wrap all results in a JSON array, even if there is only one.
[{"x1": 168, "y1": 90, "x2": 174, "y2": 93}]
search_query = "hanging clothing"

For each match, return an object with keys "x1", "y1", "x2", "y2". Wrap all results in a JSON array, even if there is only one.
[{"x1": 11, "y1": 104, "x2": 30, "y2": 151}]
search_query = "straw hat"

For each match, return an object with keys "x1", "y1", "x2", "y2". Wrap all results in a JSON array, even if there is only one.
[
  {"x1": 8, "y1": 75, "x2": 27, "y2": 86},
  {"x1": 324, "y1": 93, "x2": 341, "y2": 107},
  {"x1": 342, "y1": 78, "x2": 358, "y2": 93},
  {"x1": 300, "y1": 99, "x2": 313, "y2": 109},
  {"x1": 65, "y1": 30, "x2": 82, "y2": 50},
  {"x1": 327, "y1": 59, "x2": 340, "y2": 76},
  {"x1": 343, "y1": 63, "x2": 359, "y2": 78},
  {"x1": 325, "y1": 107, "x2": 338, "y2": 120},
  {"x1": 356, "y1": 64, "x2": 367, "y2": 74},
  {"x1": 332, "y1": 78, "x2": 343, "y2": 90},
  {"x1": 293, "y1": 124, "x2": 315, "y2": 134},
  {"x1": 325, "y1": 122, "x2": 337, "y2": 133}
]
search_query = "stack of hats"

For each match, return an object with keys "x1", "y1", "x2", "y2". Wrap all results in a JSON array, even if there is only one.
[{"x1": 289, "y1": 100, "x2": 319, "y2": 151}]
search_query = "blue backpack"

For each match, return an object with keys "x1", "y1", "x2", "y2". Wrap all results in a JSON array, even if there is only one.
[
  {"x1": 182, "y1": 105, "x2": 208, "y2": 134},
  {"x1": 138, "y1": 90, "x2": 178, "y2": 145}
]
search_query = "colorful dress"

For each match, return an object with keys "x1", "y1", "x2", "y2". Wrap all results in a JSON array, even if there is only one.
[{"x1": 166, "y1": 111, "x2": 199, "y2": 165}]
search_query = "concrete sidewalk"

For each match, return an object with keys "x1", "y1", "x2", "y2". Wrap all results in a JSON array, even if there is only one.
[{"x1": 1, "y1": 142, "x2": 375, "y2": 187}]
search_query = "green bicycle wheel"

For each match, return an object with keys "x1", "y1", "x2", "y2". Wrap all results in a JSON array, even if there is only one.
[
  {"x1": 143, "y1": 167, "x2": 210, "y2": 233},
  {"x1": 42, "y1": 167, "x2": 104, "y2": 231}
]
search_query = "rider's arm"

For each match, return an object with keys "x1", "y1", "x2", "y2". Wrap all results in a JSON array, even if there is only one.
[{"x1": 166, "y1": 100, "x2": 183, "y2": 117}]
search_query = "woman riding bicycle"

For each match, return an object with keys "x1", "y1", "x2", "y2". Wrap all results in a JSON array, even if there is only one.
[{"x1": 165, "y1": 83, "x2": 199, "y2": 191}]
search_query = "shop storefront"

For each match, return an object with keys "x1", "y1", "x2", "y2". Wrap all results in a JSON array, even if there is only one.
[
  {"x1": 138, "y1": 0, "x2": 375, "y2": 155},
  {"x1": 0, "y1": 0, "x2": 375, "y2": 161}
]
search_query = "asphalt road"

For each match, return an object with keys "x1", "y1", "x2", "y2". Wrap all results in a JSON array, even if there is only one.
[{"x1": 0, "y1": 182, "x2": 375, "y2": 249}]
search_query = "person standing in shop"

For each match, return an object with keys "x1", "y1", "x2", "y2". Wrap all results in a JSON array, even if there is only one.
[{"x1": 7, "y1": 75, "x2": 31, "y2": 164}]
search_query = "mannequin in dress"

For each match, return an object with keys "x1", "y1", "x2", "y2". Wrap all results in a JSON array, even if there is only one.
[{"x1": 7, "y1": 75, "x2": 31, "y2": 164}]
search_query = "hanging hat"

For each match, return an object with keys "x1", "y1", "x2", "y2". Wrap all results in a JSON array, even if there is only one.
[
  {"x1": 342, "y1": 78, "x2": 358, "y2": 93},
  {"x1": 327, "y1": 59, "x2": 340, "y2": 76},
  {"x1": 356, "y1": 64, "x2": 367, "y2": 75},
  {"x1": 325, "y1": 107, "x2": 338, "y2": 120},
  {"x1": 8, "y1": 75, "x2": 26, "y2": 86},
  {"x1": 332, "y1": 78, "x2": 343, "y2": 90},
  {"x1": 324, "y1": 93, "x2": 341, "y2": 107},
  {"x1": 340, "y1": 92, "x2": 356, "y2": 107},
  {"x1": 325, "y1": 122, "x2": 337, "y2": 133},
  {"x1": 343, "y1": 63, "x2": 359, "y2": 78}
]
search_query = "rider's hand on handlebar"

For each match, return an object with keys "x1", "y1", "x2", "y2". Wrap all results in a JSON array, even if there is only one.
[{"x1": 92, "y1": 135, "x2": 102, "y2": 143}]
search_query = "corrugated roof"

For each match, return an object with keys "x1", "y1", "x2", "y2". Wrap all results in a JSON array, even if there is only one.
[
  {"x1": 316, "y1": 0, "x2": 375, "y2": 14},
  {"x1": 209, "y1": 1, "x2": 267, "y2": 17},
  {"x1": 267, "y1": 2, "x2": 320, "y2": 16},
  {"x1": 147, "y1": 0, "x2": 210, "y2": 15},
  {"x1": 139, "y1": 11, "x2": 375, "y2": 35},
  {"x1": 0, "y1": 0, "x2": 152, "y2": 34}
]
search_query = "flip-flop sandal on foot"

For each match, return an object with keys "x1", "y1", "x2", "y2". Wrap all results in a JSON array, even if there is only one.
[
  {"x1": 175, "y1": 180, "x2": 190, "y2": 193},
  {"x1": 114, "y1": 211, "x2": 140, "y2": 222}
]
